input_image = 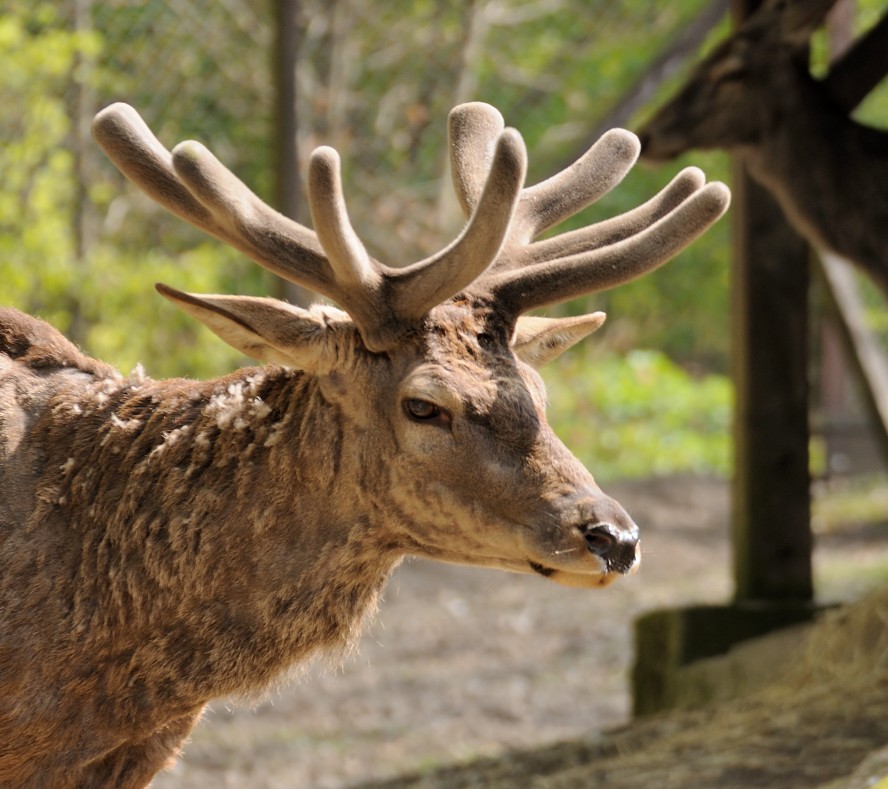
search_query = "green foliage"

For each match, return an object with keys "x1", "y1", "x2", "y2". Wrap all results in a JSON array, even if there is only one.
[
  {"x1": 77, "y1": 243, "x2": 250, "y2": 379},
  {"x1": 544, "y1": 347, "x2": 733, "y2": 481},
  {"x1": 0, "y1": 7, "x2": 98, "y2": 325},
  {"x1": 1, "y1": 1, "x2": 265, "y2": 379}
]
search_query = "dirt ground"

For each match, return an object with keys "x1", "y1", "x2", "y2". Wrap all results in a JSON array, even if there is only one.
[{"x1": 150, "y1": 476, "x2": 886, "y2": 789}]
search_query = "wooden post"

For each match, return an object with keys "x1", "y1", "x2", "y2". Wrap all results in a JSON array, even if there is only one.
[
  {"x1": 272, "y1": 0, "x2": 313, "y2": 307},
  {"x1": 730, "y1": 158, "x2": 813, "y2": 602},
  {"x1": 631, "y1": 0, "x2": 823, "y2": 716},
  {"x1": 728, "y1": 0, "x2": 814, "y2": 604},
  {"x1": 633, "y1": 169, "x2": 817, "y2": 715}
]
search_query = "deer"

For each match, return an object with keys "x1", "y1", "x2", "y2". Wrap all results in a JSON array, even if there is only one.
[
  {"x1": 637, "y1": 0, "x2": 888, "y2": 298},
  {"x1": 0, "y1": 100, "x2": 728, "y2": 788}
]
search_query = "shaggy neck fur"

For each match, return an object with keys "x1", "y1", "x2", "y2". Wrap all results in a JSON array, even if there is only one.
[{"x1": 0, "y1": 310, "x2": 401, "y2": 783}]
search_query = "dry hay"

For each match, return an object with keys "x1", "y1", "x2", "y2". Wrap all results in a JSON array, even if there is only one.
[{"x1": 355, "y1": 585, "x2": 888, "y2": 789}]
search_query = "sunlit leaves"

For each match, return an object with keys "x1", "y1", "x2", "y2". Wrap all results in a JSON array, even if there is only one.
[
  {"x1": 0, "y1": 9, "x2": 98, "y2": 327},
  {"x1": 545, "y1": 347, "x2": 733, "y2": 480},
  {"x1": 78, "y1": 243, "x2": 248, "y2": 379}
]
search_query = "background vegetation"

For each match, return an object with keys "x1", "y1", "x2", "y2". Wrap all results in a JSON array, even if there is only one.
[{"x1": 2, "y1": 0, "x2": 885, "y2": 479}]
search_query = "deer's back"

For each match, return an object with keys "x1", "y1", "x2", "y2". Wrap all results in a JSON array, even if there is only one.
[
  {"x1": 0, "y1": 306, "x2": 122, "y2": 603},
  {"x1": 0, "y1": 307, "x2": 115, "y2": 472},
  {"x1": 0, "y1": 307, "x2": 115, "y2": 377}
]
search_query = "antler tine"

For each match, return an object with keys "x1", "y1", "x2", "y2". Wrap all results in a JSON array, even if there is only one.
[
  {"x1": 173, "y1": 134, "x2": 435, "y2": 352},
  {"x1": 513, "y1": 166, "x2": 707, "y2": 266},
  {"x1": 448, "y1": 104, "x2": 640, "y2": 244},
  {"x1": 511, "y1": 129, "x2": 640, "y2": 242},
  {"x1": 95, "y1": 103, "x2": 333, "y2": 295},
  {"x1": 391, "y1": 128, "x2": 526, "y2": 322},
  {"x1": 444, "y1": 103, "x2": 729, "y2": 316},
  {"x1": 307, "y1": 146, "x2": 380, "y2": 290},
  {"x1": 94, "y1": 102, "x2": 528, "y2": 352},
  {"x1": 93, "y1": 103, "x2": 216, "y2": 235},
  {"x1": 448, "y1": 102, "x2": 505, "y2": 215},
  {"x1": 301, "y1": 131, "x2": 523, "y2": 346},
  {"x1": 489, "y1": 181, "x2": 731, "y2": 315}
]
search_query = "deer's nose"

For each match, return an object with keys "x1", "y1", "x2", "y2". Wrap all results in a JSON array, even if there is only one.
[{"x1": 577, "y1": 522, "x2": 639, "y2": 574}]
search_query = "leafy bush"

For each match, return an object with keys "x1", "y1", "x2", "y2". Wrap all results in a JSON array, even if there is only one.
[{"x1": 544, "y1": 346, "x2": 733, "y2": 481}]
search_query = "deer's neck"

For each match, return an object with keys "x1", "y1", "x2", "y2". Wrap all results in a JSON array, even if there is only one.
[{"x1": 31, "y1": 365, "x2": 401, "y2": 704}]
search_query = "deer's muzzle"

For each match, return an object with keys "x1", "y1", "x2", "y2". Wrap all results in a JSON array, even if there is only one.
[{"x1": 577, "y1": 522, "x2": 639, "y2": 574}]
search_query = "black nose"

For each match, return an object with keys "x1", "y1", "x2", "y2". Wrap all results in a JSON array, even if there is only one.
[{"x1": 578, "y1": 522, "x2": 639, "y2": 574}]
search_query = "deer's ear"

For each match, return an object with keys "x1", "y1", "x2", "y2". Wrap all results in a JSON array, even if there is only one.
[
  {"x1": 512, "y1": 313, "x2": 606, "y2": 368},
  {"x1": 156, "y1": 284, "x2": 349, "y2": 371}
]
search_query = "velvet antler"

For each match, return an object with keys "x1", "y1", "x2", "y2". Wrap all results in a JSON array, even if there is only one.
[
  {"x1": 93, "y1": 103, "x2": 525, "y2": 351},
  {"x1": 447, "y1": 102, "x2": 730, "y2": 317},
  {"x1": 94, "y1": 101, "x2": 729, "y2": 347}
]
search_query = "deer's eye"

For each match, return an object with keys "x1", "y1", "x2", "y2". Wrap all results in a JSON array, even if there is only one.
[{"x1": 403, "y1": 398, "x2": 450, "y2": 426}]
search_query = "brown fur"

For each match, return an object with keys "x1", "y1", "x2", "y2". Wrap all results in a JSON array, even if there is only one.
[
  {"x1": 0, "y1": 101, "x2": 728, "y2": 787},
  {"x1": 0, "y1": 302, "x2": 632, "y2": 787}
]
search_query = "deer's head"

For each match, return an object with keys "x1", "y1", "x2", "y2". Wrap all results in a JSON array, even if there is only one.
[
  {"x1": 93, "y1": 102, "x2": 728, "y2": 589},
  {"x1": 638, "y1": 0, "x2": 839, "y2": 161}
]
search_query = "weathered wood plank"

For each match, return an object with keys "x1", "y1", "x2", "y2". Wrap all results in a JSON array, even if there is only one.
[{"x1": 818, "y1": 251, "x2": 888, "y2": 466}]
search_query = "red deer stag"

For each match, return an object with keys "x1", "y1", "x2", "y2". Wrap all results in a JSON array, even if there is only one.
[
  {"x1": 638, "y1": 0, "x2": 888, "y2": 297},
  {"x1": 0, "y1": 101, "x2": 729, "y2": 787}
]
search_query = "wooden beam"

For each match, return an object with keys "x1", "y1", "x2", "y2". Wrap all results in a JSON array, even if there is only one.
[
  {"x1": 818, "y1": 252, "x2": 888, "y2": 465},
  {"x1": 564, "y1": 0, "x2": 730, "y2": 162},
  {"x1": 825, "y1": 9, "x2": 888, "y2": 112},
  {"x1": 730, "y1": 168, "x2": 814, "y2": 602}
]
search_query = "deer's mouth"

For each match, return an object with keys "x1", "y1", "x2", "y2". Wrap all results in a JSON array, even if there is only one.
[
  {"x1": 522, "y1": 513, "x2": 641, "y2": 588},
  {"x1": 527, "y1": 560, "x2": 555, "y2": 577},
  {"x1": 527, "y1": 560, "x2": 623, "y2": 589}
]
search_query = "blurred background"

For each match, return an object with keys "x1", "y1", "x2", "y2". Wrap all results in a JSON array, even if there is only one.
[
  {"x1": 5, "y1": 0, "x2": 887, "y2": 483},
  {"x1": 3, "y1": 2, "x2": 888, "y2": 786}
]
